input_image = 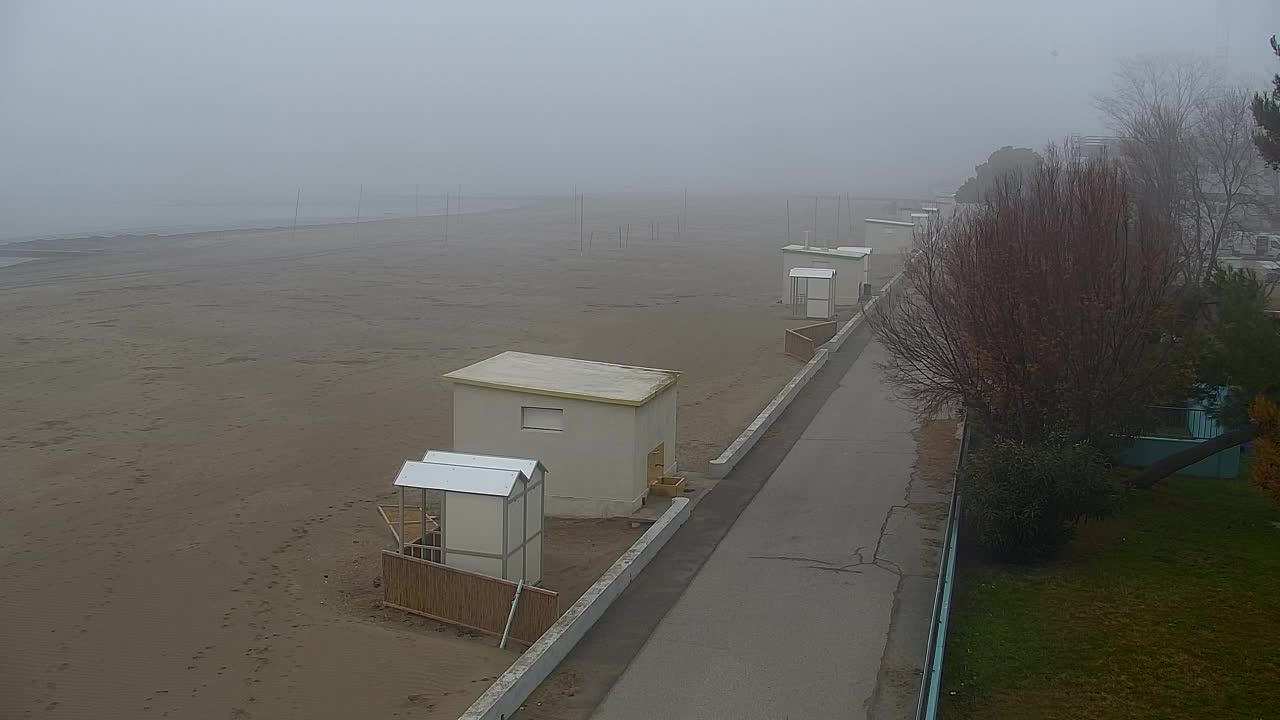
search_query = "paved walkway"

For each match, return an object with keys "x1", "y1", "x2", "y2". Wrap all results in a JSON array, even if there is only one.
[{"x1": 590, "y1": 341, "x2": 946, "y2": 719}]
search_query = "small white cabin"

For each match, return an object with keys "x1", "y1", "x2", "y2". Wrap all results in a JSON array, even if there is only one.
[
  {"x1": 863, "y1": 218, "x2": 916, "y2": 254},
  {"x1": 392, "y1": 451, "x2": 545, "y2": 584},
  {"x1": 445, "y1": 352, "x2": 680, "y2": 518},
  {"x1": 788, "y1": 267, "x2": 837, "y2": 319},
  {"x1": 781, "y1": 244, "x2": 870, "y2": 305}
]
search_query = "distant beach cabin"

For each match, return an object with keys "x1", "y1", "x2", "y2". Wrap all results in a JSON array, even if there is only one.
[
  {"x1": 787, "y1": 268, "x2": 837, "y2": 319},
  {"x1": 863, "y1": 218, "x2": 916, "y2": 254},
  {"x1": 444, "y1": 351, "x2": 680, "y2": 518},
  {"x1": 780, "y1": 244, "x2": 871, "y2": 305}
]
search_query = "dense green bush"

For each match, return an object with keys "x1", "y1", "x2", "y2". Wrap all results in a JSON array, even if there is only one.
[{"x1": 963, "y1": 438, "x2": 1118, "y2": 561}]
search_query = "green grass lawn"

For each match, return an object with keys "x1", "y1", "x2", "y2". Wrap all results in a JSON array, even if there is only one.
[{"x1": 940, "y1": 472, "x2": 1280, "y2": 719}]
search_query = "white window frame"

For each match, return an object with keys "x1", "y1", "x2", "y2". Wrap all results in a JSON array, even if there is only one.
[{"x1": 521, "y1": 406, "x2": 564, "y2": 432}]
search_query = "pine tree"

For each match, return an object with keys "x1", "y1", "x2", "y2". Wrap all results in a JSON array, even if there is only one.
[{"x1": 1252, "y1": 35, "x2": 1280, "y2": 168}]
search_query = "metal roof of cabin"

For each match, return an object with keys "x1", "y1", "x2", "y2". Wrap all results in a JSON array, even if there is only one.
[
  {"x1": 393, "y1": 459, "x2": 525, "y2": 496},
  {"x1": 443, "y1": 351, "x2": 679, "y2": 406},
  {"x1": 420, "y1": 450, "x2": 546, "y2": 478},
  {"x1": 789, "y1": 267, "x2": 837, "y2": 279},
  {"x1": 781, "y1": 244, "x2": 871, "y2": 258}
]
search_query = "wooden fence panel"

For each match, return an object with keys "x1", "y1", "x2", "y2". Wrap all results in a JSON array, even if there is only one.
[
  {"x1": 785, "y1": 321, "x2": 839, "y2": 361},
  {"x1": 795, "y1": 320, "x2": 837, "y2": 345},
  {"x1": 381, "y1": 551, "x2": 559, "y2": 645},
  {"x1": 784, "y1": 330, "x2": 817, "y2": 361}
]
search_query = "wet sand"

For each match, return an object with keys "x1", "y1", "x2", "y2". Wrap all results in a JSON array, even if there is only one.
[{"x1": 0, "y1": 193, "x2": 898, "y2": 719}]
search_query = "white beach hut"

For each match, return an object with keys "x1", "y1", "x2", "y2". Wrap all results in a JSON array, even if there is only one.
[
  {"x1": 780, "y1": 244, "x2": 871, "y2": 305},
  {"x1": 788, "y1": 268, "x2": 837, "y2": 319},
  {"x1": 392, "y1": 451, "x2": 545, "y2": 584},
  {"x1": 445, "y1": 352, "x2": 680, "y2": 518},
  {"x1": 863, "y1": 218, "x2": 916, "y2": 254}
]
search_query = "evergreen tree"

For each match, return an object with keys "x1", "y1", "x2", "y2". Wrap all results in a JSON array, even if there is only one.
[{"x1": 1252, "y1": 35, "x2": 1280, "y2": 168}]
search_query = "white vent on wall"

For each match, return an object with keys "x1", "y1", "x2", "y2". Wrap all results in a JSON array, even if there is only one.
[{"x1": 521, "y1": 406, "x2": 564, "y2": 431}]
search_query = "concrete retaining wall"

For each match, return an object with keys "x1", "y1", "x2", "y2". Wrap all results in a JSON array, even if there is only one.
[
  {"x1": 707, "y1": 269, "x2": 905, "y2": 479},
  {"x1": 458, "y1": 497, "x2": 692, "y2": 720},
  {"x1": 706, "y1": 349, "x2": 829, "y2": 478},
  {"x1": 1120, "y1": 436, "x2": 1241, "y2": 479}
]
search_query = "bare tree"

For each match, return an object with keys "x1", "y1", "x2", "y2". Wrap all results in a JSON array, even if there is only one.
[
  {"x1": 1187, "y1": 87, "x2": 1267, "y2": 281},
  {"x1": 1096, "y1": 55, "x2": 1265, "y2": 284},
  {"x1": 872, "y1": 149, "x2": 1187, "y2": 447}
]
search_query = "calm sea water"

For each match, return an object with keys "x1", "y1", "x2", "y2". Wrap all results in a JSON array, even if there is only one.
[{"x1": 0, "y1": 189, "x2": 536, "y2": 245}]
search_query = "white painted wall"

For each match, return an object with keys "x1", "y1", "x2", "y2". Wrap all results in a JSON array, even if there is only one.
[
  {"x1": 863, "y1": 221, "x2": 914, "y2": 255},
  {"x1": 452, "y1": 384, "x2": 650, "y2": 517},
  {"x1": 781, "y1": 250, "x2": 867, "y2": 305},
  {"x1": 525, "y1": 474, "x2": 544, "y2": 540},
  {"x1": 445, "y1": 492, "x2": 504, "y2": 556},
  {"x1": 451, "y1": 554, "x2": 503, "y2": 577},
  {"x1": 633, "y1": 384, "x2": 678, "y2": 493}
]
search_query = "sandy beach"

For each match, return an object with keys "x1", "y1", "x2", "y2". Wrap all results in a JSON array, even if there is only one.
[{"x1": 0, "y1": 192, "x2": 901, "y2": 719}]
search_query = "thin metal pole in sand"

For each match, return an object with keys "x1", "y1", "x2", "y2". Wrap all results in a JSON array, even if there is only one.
[
  {"x1": 846, "y1": 192, "x2": 852, "y2": 242},
  {"x1": 835, "y1": 193, "x2": 841, "y2": 245},
  {"x1": 579, "y1": 195, "x2": 584, "y2": 253},
  {"x1": 444, "y1": 192, "x2": 450, "y2": 242},
  {"x1": 813, "y1": 195, "x2": 819, "y2": 249},
  {"x1": 398, "y1": 486, "x2": 406, "y2": 555},
  {"x1": 683, "y1": 187, "x2": 688, "y2": 237},
  {"x1": 355, "y1": 184, "x2": 363, "y2": 241},
  {"x1": 291, "y1": 187, "x2": 300, "y2": 242},
  {"x1": 618, "y1": 225, "x2": 622, "y2": 249}
]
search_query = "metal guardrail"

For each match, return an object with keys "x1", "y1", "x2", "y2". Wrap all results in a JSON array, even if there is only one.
[
  {"x1": 915, "y1": 420, "x2": 970, "y2": 720},
  {"x1": 1145, "y1": 406, "x2": 1220, "y2": 440}
]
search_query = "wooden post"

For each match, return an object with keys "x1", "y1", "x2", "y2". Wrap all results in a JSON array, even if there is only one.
[
  {"x1": 813, "y1": 195, "x2": 818, "y2": 248},
  {"x1": 398, "y1": 486, "x2": 406, "y2": 554},
  {"x1": 355, "y1": 184, "x2": 363, "y2": 241},
  {"x1": 291, "y1": 187, "x2": 300, "y2": 242},
  {"x1": 835, "y1": 193, "x2": 841, "y2": 244},
  {"x1": 846, "y1": 192, "x2": 852, "y2": 242}
]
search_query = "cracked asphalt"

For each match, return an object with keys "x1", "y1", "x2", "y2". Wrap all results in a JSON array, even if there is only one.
[{"x1": 588, "y1": 339, "x2": 953, "y2": 720}]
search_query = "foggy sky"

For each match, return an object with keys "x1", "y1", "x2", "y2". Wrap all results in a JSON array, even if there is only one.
[{"x1": 2, "y1": 0, "x2": 1278, "y2": 204}]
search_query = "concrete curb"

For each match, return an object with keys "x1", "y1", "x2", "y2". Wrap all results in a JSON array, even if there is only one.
[
  {"x1": 459, "y1": 497, "x2": 692, "y2": 720},
  {"x1": 706, "y1": 348, "x2": 829, "y2": 479},
  {"x1": 706, "y1": 267, "x2": 906, "y2": 480},
  {"x1": 823, "y1": 268, "x2": 904, "y2": 353}
]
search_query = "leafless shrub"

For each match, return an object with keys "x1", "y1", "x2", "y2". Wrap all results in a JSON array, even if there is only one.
[{"x1": 872, "y1": 149, "x2": 1188, "y2": 446}]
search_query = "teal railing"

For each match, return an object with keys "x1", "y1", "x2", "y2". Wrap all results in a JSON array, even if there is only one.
[{"x1": 915, "y1": 421, "x2": 970, "y2": 720}]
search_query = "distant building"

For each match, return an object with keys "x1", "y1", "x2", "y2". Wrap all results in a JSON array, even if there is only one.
[{"x1": 1069, "y1": 135, "x2": 1121, "y2": 161}]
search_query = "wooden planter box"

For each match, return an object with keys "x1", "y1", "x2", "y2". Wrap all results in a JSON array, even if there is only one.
[{"x1": 649, "y1": 475, "x2": 686, "y2": 497}]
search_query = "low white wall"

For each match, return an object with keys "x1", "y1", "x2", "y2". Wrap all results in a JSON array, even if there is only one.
[
  {"x1": 458, "y1": 497, "x2": 692, "y2": 720},
  {"x1": 706, "y1": 268, "x2": 906, "y2": 479},
  {"x1": 706, "y1": 348, "x2": 829, "y2": 479}
]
